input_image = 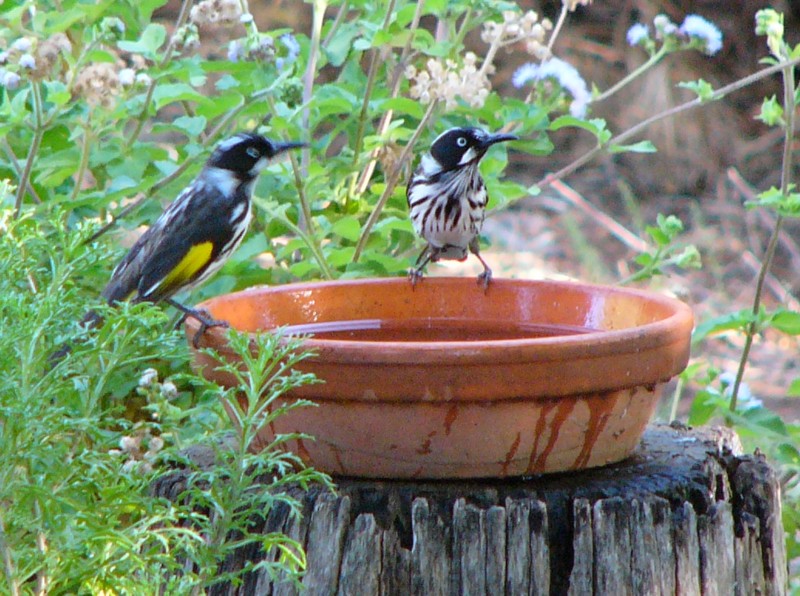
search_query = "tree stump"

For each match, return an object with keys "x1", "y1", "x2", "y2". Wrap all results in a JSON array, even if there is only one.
[{"x1": 153, "y1": 423, "x2": 787, "y2": 595}]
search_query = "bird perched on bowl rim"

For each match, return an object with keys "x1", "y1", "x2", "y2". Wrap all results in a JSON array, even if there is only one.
[
  {"x1": 406, "y1": 126, "x2": 517, "y2": 289},
  {"x1": 58, "y1": 132, "x2": 304, "y2": 357}
]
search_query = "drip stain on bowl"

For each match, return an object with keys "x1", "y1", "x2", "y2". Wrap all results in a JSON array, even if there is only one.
[
  {"x1": 282, "y1": 318, "x2": 598, "y2": 342},
  {"x1": 187, "y1": 277, "x2": 694, "y2": 478}
]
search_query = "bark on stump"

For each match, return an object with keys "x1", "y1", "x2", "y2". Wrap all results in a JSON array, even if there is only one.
[{"x1": 153, "y1": 423, "x2": 787, "y2": 595}]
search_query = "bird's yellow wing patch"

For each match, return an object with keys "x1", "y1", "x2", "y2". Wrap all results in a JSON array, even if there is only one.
[{"x1": 159, "y1": 241, "x2": 214, "y2": 292}]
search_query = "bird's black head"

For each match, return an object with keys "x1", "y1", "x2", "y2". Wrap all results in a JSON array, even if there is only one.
[
  {"x1": 428, "y1": 127, "x2": 518, "y2": 172},
  {"x1": 207, "y1": 133, "x2": 305, "y2": 179}
]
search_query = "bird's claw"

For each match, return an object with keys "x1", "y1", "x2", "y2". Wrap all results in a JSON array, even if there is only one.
[
  {"x1": 477, "y1": 268, "x2": 492, "y2": 292},
  {"x1": 408, "y1": 267, "x2": 424, "y2": 288},
  {"x1": 189, "y1": 309, "x2": 229, "y2": 348}
]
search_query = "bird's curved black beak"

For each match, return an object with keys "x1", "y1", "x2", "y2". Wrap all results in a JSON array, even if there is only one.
[
  {"x1": 481, "y1": 132, "x2": 519, "y2": 149},
  {"x1": 272, "y1": 140, "x2": 307, "y2": 155}
]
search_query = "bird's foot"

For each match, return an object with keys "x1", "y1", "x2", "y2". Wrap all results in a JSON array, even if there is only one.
[
  {"x1": 477, "y1": 267, "x2": 492, "y2": 292},
  {"x1": 186, "y1": 309, "x2": 229, "y2": 348},
  {"x1": 408, "y1": 267, "x2": 425, "y2": 288}
]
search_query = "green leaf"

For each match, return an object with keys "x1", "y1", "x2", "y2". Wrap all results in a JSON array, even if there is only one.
[
  {"x1": 380, "y1": 97, "x2": 424, "y2": 119},
  {"x1": 788, "y1": 378, "x2": 800, "y2": 397},
  {"x1": 692, "y1": 309, "x2": 758, "y2": 344},
  {"x1": 152, "y1": 83, "x2": 211, "y2": 110},
  {"x1": 756, "y1": 95, "x2": 784, "y2": 126},
  {"x1": 770, "y1": 309, "x2": 800, "y2": 335},
  {"x1": 324, "y1": 22, "x2": 361, "y2": 66},
  {"x1": 117, "y1": 23, "x2": 166, "y2": 60},
  {"x1": 43, "y1": 81, "x2": 71, "y2": 107},
  {"x1": 173, "y1": 115, "x2": 207, "y2": 138},
  {"x1": 678, "y1": 79, "x2": 715, "y2": 101},
  {"x1": 550, "y1": 116, "x2": 611, "y2": 143},
  {"x1": 330, "y1": 216, "x2": 361, "y2": 242},
  {"x1": 609, "y1": 140, "x2": 657, "y2": 154}
]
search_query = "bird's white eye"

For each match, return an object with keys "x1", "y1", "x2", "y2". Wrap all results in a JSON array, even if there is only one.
[
  {"x1": 456, "y1": 137, "x2": 468, "y2": 147},
  {"x1": 246, "y1": 147, "x2": 261, "y2": 158}
]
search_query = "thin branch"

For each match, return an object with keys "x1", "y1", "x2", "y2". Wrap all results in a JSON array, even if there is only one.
[
  {"x1": 352, "y1": 100, "x2": 437, "y2": 262},
  {"x1": 532, "y1": 56, "x2": 800, "y2": 194},
  {"x1": 549, "y1": 179, "x2": 648, "y2": 252},
  {"x1": 729, "y1": 59, "x2": 796, "y2": 411},
  {"x1": 2, "y1": 139, "x2": 42, "y2": 204},
  {"x1": 14, "y1": 82, "x2": 45, "y2": 218}
]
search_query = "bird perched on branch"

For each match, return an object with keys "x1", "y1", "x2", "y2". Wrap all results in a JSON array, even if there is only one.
[
  {"x1": 406, "y1": 127, "x2": 517, "y2": 289},
  {"x1": 53, "y1": 132, "x2": 304, "y2": 361}
]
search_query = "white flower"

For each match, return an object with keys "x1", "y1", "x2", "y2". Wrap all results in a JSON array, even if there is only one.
[
  {"x1": 227, "y1": 39, "x2": 243, "y2": 62},
  {"x1": 626, "y1": 23, "x2": 650, "y2": 47},
  {"x1": 2, "y1": 71, "x2": 20, "y2": 90},
  {"x1": 18, "y1": 53, "x2": 36, "y2": 70},
  {"x1": 138, "y1": 367, "x2": 159, "y2": 388},
  {"x1": 719, "y1": 372, "x2": 761, "y2": 410},
  {"x1": 160, "y1": 381, "x2": 178, "y2": 399},
  {"x1": 11, "y1": 37, "x2": 32, "y2": 53},
  {"x1": 118, "y1": 68, "x2": 136, "y2": 87},
  {"x1": 512, "y1": 57, "x2": 591, "y2": 117},
  {"x1": 680, "y1": 14, "x2": 723, "y2": 55},
  {"x1": 240, "y1": 13, "x2": 254, "y2": 24},
  {"x1": 135, "y1": 72, "x2": 152, "y2": 87}
]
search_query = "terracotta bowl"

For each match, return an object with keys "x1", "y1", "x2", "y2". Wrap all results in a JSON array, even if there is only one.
[{"x1": 186, "y1": 277, "x2": 693, "y2": 479}]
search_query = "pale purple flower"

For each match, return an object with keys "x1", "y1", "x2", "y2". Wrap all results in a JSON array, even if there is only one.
[
  {"x1": 227, "y1": 39, "x2": 244, "y2": 62},
  {"x1": 512, "y1": 57, "x2": 590, "y2": 117},
  {"x1": 653, "y1": 15, "x2": 677, "y2": 39},
  {"x1": 11, "y1": 37, "x2": 32, "y2": 52},
  {"x1": 626, "y1": 23, "x2": 650, "y2": 46},
  {"x1": 276, "y1": 33, "x2": 300, "y2": 70},
  {"x1": 18, "y1": 53, "x2": 36, "y2": 70},
  {"x1": 2, "y1": 71, "x2": 20, "y2": 90},
  {"x1": 679, "y1": 14, "x2": 722, "y2": 55}
]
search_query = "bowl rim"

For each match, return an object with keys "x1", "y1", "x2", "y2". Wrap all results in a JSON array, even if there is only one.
[{"x1": 186, "y1": 277, "x2": 694, "y2": 367}]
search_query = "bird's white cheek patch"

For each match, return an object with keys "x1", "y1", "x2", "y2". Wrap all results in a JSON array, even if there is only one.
[
  {"x1": 250, "y1": 157, "x2": 270, "y2": 177},
  {"x1": 205, "y1": 167, "x2": 240, "y2": 196},
  {"x1": 458, "y1": 147, "x2": 477, "y2": 165}
]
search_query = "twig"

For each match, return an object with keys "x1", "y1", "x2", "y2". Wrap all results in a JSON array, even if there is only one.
[
  {"x1": 1, "y1": 139, "x2": 42, "y2": 204},
  {"x1": 727, "y1": 167, "x2": 800, "y2": 268},
  {"x1": 14, "y1": 82, "x2": 45, "y2": 218},
  {"x1": 532, "y1": 56, "x2": 800, "y2": 195},
  {"x1": 549, "y1": 179, "x2": 648, "y2": 252},
  {"x1": 352, "y1": 100, "x2": 437, "y2": 262},
  {"x1": 730, "y1": 59, "x2": 797, "y2": 411}
]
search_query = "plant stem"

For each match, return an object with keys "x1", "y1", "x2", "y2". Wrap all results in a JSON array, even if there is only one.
[
  {"x1": 302, "y1": 0, "x2": 328, "y2": 175},
  {"x1": 729, "y1": 60, "x2": 796, "y2": 411},
  {"x1": 352, "y1": 100, "x2": 436, "y2": 262},
  {"x1": 546, "y1": 2, "x2": 569, "y2": 53},
  {"x1": 69, "y1": 120, "x2": 93, "y2": 202},
  {"x1": 1, "y1": 139, "x2": 42, "y2": 204},
  {"x1": 351, "y1": 0, "x2": 397, "y2": 172},
  {"x1": 126, "y1": 0, "x2": 193, "y2": 149},
  {"x1": 354, "y1": 0, "x2": 425, "y2": 196},
  {"x1": 0, "y1": 509, "x2": 20, "y2": 596},
  {"x1": 322, "y1": 0, "x2": 350, "y2": 48},
  {"x1": 254, "y1": 197, "x2": 333, "y2": 280},
  {"x1": 591, "y1": 46, "x2": 668, "y2": 104},
  {"x1": 14, "y1": 82, "x2": 45, "y2": 219},
  {"x1": 532, "y1": 56, "x2": 800, "y2": 195}
]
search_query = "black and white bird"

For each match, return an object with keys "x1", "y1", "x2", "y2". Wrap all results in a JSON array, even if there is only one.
[
  {"x1": 406, "y1": 127, "x2": 517, "y2": 289},
  {"x1": 58, "y1": 133, "x2": 304, "y2": 358}
]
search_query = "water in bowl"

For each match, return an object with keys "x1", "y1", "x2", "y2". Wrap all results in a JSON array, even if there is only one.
[{"x1": 281, "y1": 318, "x2": 597, "y2": 342}]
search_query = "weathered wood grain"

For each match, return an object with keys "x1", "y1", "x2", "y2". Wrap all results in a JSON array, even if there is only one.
[
  {"x1": 698, "y1": 502, "x2": 735, "y2": 596},
  {"x1": 152, "y1": 424, "x2": 787, "y2": 595},
  {"x1": 337, "y1": 513, "x2": 381, "y2": 596}
]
